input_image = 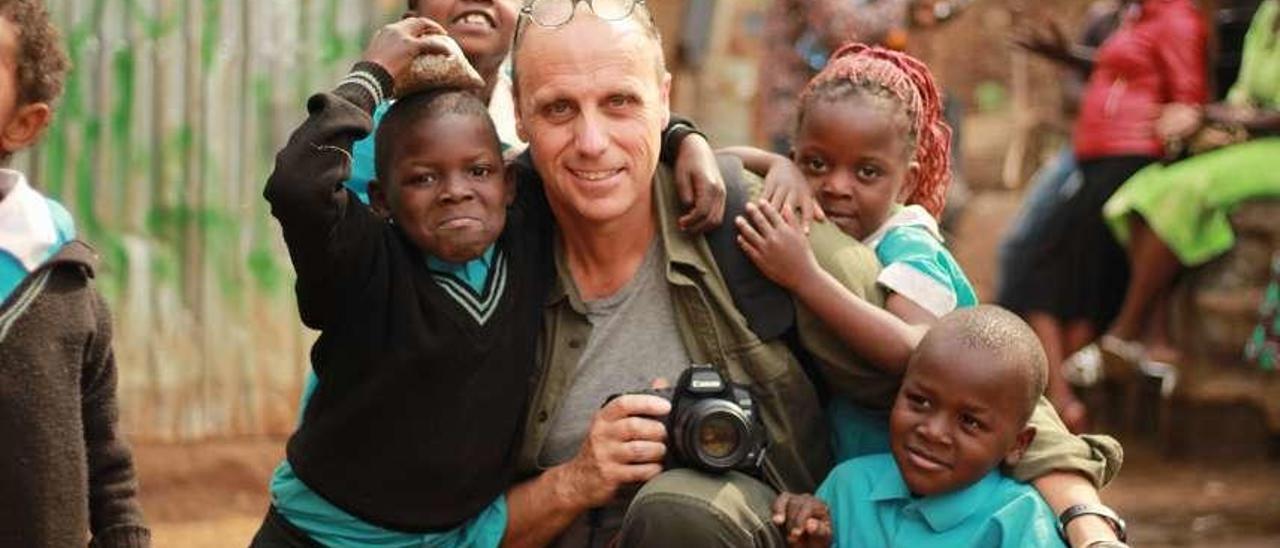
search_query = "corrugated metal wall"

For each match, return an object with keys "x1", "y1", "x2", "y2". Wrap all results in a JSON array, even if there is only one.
[{"x1": 13, "y1": 0, "x2": 402, "y2": 440}]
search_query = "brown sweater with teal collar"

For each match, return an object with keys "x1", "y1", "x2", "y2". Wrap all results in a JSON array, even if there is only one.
[{"x1": 0, "y1": 241, "x2": 150, "y2": 548}]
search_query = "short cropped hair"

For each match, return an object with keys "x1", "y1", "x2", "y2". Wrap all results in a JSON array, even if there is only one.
[
  {"x1": 510, "y1": 2, "x2": 665, "y2": 94},
  {"x1": 0, "y1": 0, "x2": 70, "y2": 107},
  {"x1": 921, "y1": 305, "x2": 1048, "y2": 424},
  {"x1": 374, "y1": 89, "x2": 500, "y2": 183}
]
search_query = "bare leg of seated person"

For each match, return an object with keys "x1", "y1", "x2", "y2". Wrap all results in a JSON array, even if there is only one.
[
  {"x1": 617, "y1": 469, "x2": 785, "y2": 548},
  {"x1": 1143, "y1": 293, "x2": 1181, "y2": 364},
  {"x1": 1030, "y1": 312, "x2": 1089, "y2": 433},
  {"x1": 1107, "y1": 215, "x2": 1184, "y2": 364}
]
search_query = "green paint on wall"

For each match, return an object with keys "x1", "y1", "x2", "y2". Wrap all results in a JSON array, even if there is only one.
[
  {"x1": 248, "y1": 246, "x2": 284, "y2": 294},
  {"x1": 76, "y1": 116, "x2": 102, "y2": 234},
  {"x1": 201, "y1": 0, "x2": 223, "y2": 70}
]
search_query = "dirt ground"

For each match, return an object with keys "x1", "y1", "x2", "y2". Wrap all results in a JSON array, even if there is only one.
[
  {"x1": 135, "y1": 426, "x2": 1280, "y2": 547},
  {"x1": 137, "y1": 438, "x2": 281, "y2": 547},
  {"x1": 135, "y1": 189, "x2": 1280, "y2": 548}
]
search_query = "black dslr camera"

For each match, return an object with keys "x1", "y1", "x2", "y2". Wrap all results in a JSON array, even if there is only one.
[{"x1": 611, "y1": 364, "x2": 767, "y2": 474}]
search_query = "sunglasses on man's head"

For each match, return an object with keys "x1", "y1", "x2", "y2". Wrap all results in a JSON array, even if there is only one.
[
  {"x1": 519, "y1": 0, "x2": 645, "y2": 27},
  {"x1": 514, "y1": 0, "x2": 647, "y2": 45}
]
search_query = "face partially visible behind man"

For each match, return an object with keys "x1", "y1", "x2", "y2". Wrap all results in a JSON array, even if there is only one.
[
  {"x1": 512, "y1": 4, "x2": 671, "y2": 229},
  {"x1": 410, "y1": 0, "x2": 518, "y2": 74}
]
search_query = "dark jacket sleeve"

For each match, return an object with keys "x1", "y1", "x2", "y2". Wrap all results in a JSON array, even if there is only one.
[
  {"x1": 82, "y1": 292, "x2": 150, "y2": 548},
  {"x1": 659, "y1": 114, "x2": 702, "y2": 165},
  {"x1": 263, "y1": 63, "x2": 392, "y2": 329}
]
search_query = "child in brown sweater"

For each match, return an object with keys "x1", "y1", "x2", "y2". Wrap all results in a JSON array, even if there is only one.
[{"x1": 0, "y1": 1, "x2": 149, "y2": 546}]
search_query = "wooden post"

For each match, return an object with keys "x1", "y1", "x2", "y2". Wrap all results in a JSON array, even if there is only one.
[{"x1": 1002, "y1": 0, "x2": 1032, "y2": 190}]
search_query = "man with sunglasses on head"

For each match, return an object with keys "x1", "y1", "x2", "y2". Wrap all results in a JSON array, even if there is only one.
[
  {"x1": 492, "y1": 2, "x2": 1127, "y2": 548},
  {"x1": 499, "y1": 3, "x2": 855, "y2": 546}
]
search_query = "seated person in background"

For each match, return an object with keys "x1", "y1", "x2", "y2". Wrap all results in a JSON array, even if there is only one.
[
  {"x1": 773, "y1": 306, "x2": 1069, "y2": 548},
  {"x1": 730, "y1": 43, "x2": 976, "y2": 460},
  {"x1": 254, "y1": 18, "x2": 554, "y2": 546},
  {"x1": 1072, "y1": 0, "x2": 1280, "y2": 371}
]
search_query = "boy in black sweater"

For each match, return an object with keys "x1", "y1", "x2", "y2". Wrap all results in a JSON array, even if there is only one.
[
  {"x1": 255, "y1": 17, "x2": 554, "y2": 544},
  {"x1": 0, "y1": 1, "x2": 150, "y2": 546}
]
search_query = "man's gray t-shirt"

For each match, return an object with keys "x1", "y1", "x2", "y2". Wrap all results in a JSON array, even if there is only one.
[{"x1": 538, "y1": 237, "x2": 692, "y2": 466}]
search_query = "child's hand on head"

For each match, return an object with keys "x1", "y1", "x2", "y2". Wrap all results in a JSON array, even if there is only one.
[
  {"x1": 735, "y1": 199, "x2": 819, "y2": 290},
  {"x1": 772, "y1": 492, "x2": 833, "y2": 548},
  {"x1": 363, "y1": 17, "x2": 450, "y2": 85}
]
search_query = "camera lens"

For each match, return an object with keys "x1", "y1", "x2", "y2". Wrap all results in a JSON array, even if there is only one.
[
  {"x1": 697, "y1": 413, "x2": 741, "y2": 459},
  {"x1": 666, "y1": 372, "x2": 763, "y2": 474}
]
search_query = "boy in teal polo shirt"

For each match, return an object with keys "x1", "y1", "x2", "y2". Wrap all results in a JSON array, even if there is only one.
[{"x1": 773, "y1": 306, "x2": 1065, "y2": 548}]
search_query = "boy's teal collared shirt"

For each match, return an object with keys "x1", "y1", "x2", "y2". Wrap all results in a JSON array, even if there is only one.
[
  {"x1": 817, "y1": 453, "x2": 1066, "y2": 548},
  {"x1": 426, "y1": 245, "x2": 496, "y2": 295}
]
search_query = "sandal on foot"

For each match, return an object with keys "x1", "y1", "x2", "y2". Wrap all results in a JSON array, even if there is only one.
[
  {"x1": 1139, "y1": 359, "x2": 1178, "y2": 397},
  {"x1": 1099, "y1": 335, "x2": 1146, "y2": 381},
  {"x1": 1064, "y1": 336, "x2": 1147, "y2": 386},
  {"x1": 1063, "y1": 343, "x2": 1103, "y2": 387}
]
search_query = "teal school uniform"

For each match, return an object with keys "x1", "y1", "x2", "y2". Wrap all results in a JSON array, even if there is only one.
[
  {"x1": 817, "y1": 453, "x2": 1066, "y2": 548},
  {"x1": 829, "y1": 204, "x2": 978, "y2": 462},
  {"x1": 866, "y1": 204, "x2": 977, "y2": 317}
]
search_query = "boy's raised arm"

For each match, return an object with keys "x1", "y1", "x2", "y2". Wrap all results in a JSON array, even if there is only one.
[
  {"x1": 262, "y1": 63, "x2": 389, "y2": 329},
  {"x1": 263, "y1": 61, "x2": 387, "y2": 229},
  {"x1": 264, "y1": 17, "x2": 446, "y2": 329}
]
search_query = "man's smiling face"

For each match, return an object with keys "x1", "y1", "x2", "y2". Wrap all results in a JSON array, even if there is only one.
[
  {"x1": 512, "y1": 8, "x2": 671, "y2": 228},
  {"x1": 412, "y1": 0, "x2": 518, "y2": 69}
]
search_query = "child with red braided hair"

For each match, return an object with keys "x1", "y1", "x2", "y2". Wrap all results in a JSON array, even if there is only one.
[{"x1": 729, "y1": 43, "x2": 977, "y2": 461}]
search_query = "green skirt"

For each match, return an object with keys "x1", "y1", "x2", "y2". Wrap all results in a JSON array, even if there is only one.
[{"x1": 1104, "y1": 137, "x2": 1280, "y2": 266}]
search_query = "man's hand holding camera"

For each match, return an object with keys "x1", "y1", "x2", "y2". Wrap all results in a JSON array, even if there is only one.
[
  {"x1": 559, "y1": 393, "x2": 671, "y2": 509},
  {"x1": 549, "y1": 365, "x2": 767, "y2": 523}
]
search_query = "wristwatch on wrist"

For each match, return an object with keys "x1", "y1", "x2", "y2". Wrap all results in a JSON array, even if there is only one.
[{"x1": 1058, "y1": 503, "x2": 1127, "y2": 543}]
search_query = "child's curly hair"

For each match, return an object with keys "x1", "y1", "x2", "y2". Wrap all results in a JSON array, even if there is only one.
[
  {"x1": 1, "y1": 0, "x2": 70, "y2": 107},
  {"x1": 797, "y1": 43, "x2": 952, "y2": 219}
]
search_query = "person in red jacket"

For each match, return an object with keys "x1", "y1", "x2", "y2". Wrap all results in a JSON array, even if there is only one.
[{"x1": 1002, "y1": 0, "x2": 1208, "y2": 431}]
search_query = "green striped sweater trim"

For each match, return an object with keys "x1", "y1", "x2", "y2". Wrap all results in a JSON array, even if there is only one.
[{"x1": 430, "y1": 249, "x2": 507, "y2": 326}]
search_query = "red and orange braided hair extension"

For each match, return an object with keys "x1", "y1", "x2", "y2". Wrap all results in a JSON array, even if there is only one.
[{"x1": 798, "y1": 43, "x2": 952, "y2": 219}]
